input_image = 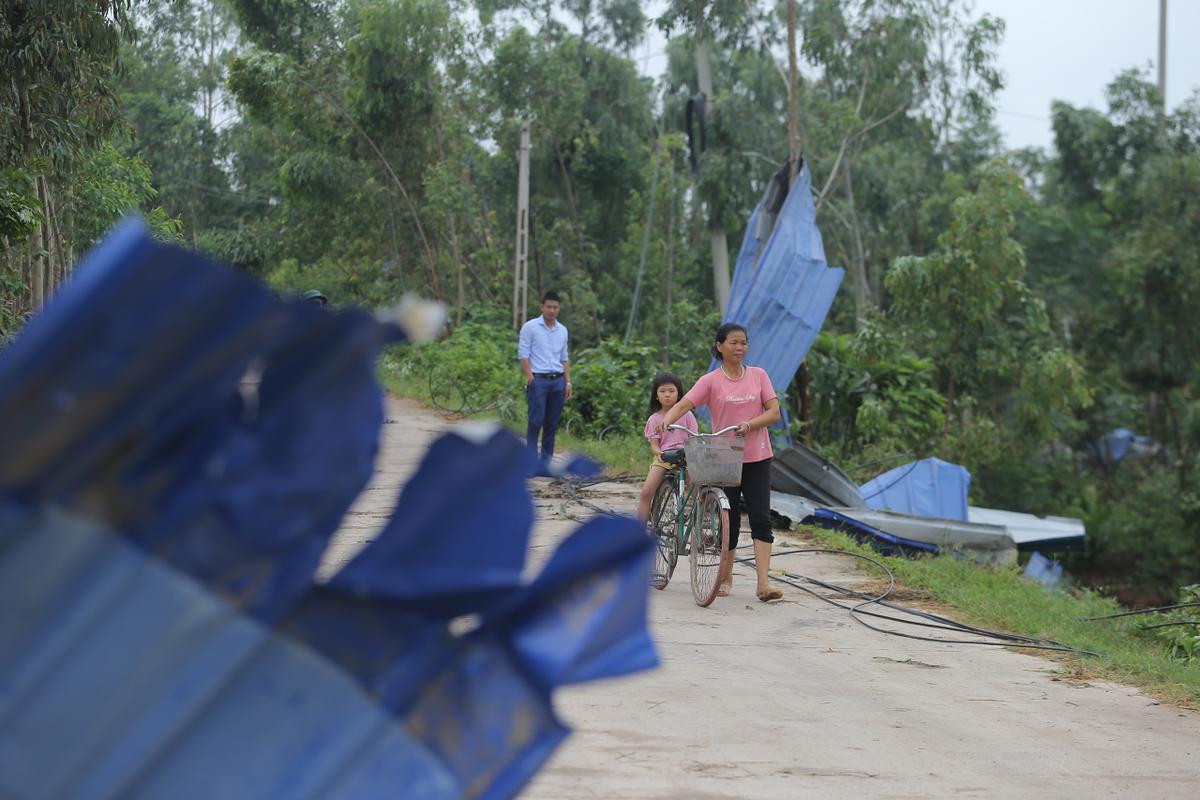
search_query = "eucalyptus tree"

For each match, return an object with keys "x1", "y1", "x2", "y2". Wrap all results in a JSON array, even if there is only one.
[
  {"x1": 0, "y1": 0, "x2": 135, "y2": 311},
  {"x1": 885, "y1": 159, "x2": 1090, "y2": 492},
  {"x1": 222, "y1": 0, "x2": 482, "y2": 305},
  {"x1": 120, "y1": 0, "x2": 245, "y2": 245},
  {"x1": 795, "y1": 0, "x2": 1005, "y2": 321},
  {"x1": 479, "y1": 17, "x2": 656, "y2": 343},
  {"x1": 652, "y1": 1, "x2": 1006, "y2": 323},
  {"x1": 1030, "y1": 72, "x2": 1200, "y2": 473}
]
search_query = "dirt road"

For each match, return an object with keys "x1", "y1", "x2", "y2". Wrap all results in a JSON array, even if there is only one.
[{"x1": 325, "y1": 398, "x2": 1199, "y2": 800}]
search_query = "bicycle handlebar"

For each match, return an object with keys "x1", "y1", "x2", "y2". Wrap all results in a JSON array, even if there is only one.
[{"x1": 667, "y1": 424, "x2": 741, "y2": 437}]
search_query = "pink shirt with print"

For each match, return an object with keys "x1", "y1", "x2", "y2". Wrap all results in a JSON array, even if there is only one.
[
  {"x1": 644, "y1": 410, "x2": 698, "y2": 453},
  {"x1": 684, "y1": 366, "x2": 777, "y2": 463}
]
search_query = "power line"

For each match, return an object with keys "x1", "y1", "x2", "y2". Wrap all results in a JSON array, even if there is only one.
[{"x1": 996, "y1": 108, "x2": 1050, "y2": 123}]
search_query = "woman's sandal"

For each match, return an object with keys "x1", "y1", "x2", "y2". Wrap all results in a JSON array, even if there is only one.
[
  {"x1": 717, "y1": 580, "x2": 733, "y2": 597},
  {"x1": 756, "y1": 588, "x2": 783, "y2": 602}
]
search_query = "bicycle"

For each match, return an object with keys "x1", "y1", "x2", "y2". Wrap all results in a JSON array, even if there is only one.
[{"x1": 647, "y1": 425, "x2": 741, "y2": 607}]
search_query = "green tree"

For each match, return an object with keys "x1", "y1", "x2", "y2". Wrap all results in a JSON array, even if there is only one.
[
  {"x1": 1, "y1": 0, "x2": 135, "y2": 310},
  {"x1": 119, "y1": 0, "x2": 245, "y2": 242},
  {"x1": 885, "y1": 159, "x2": 1090, "y2": 482}
]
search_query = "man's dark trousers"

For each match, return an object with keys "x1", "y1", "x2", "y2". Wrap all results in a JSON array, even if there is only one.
[{"x1": 526, "y1": 375, "x2": 566, "y2": 462}]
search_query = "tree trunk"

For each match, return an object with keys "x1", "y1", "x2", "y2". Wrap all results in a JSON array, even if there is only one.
[
  {"x1": 17, "y1": 80, "x2": 44, "y2": 312},
  {"x1": 39, "y1": 176, "x2": 56, "y2": 295},
  {"x1": 552, "y1": 143, "x2": 579, "y2": 225},
  {"x1": 787, "y1": 0, "x2": 801, "y2": 182},
  {"x1": 529, "y1": 214, "x2": 543, "y2": 302},
  {"x1": 798, "y1": 359, "x2": 813, "y2": 447},
  {"x1": 448, "y1": 216, "x2": 465, "y2": 328},
  {"x1": 693, "y1": 14, "x2": 731, "y2": 313},
  {"x1": 33, "y1": 176, "x2": 49, "y2": 311},
  {"x1": 787, "y1": 0, "x2": 811, "y2": 444},
  {"x1": 663, "y1": 165, "x2": 677, "y2": 364},
  {"x1": 64, "y1": 203, "x2": 75, "y2": 269},
  {"x1": 23, "y1": 248, "x2": 34, "y2": 312},
  {"x1": 44, "y1": 177, "x2": 67, "y2": 292},
  {"x1": 1, "y1": 235, "x2": 11, "y2": 329},
  {"x1": 842, "y1": 164, "x2": 870, "y2": 326},
  {"x1": 385, "y1": 190, "x2": 403, "y2": 280},
  {"x1": 941, "y1": 367, "x2": 956, "y2": 450},
  {"x1": 1164, "y1": 388, "x2": 1186, "y2": 488}
]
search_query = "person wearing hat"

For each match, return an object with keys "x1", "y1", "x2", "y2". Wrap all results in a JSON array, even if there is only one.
[{"x1": 301, "y1": 289, "x2": 327, "y2": 306}]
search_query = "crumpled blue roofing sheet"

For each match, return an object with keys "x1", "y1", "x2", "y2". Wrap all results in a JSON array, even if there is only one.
[
  {"x1": 809, "y1": 507, "x2": 940, "y2": 558},
  {"x1": 859, "y1": 457, "x2": 972, "y2": 521},
  {"x1": 0, "y1": 220, "x2": 656, "y2": 800},
  {"x1": 721, "y1": 165, "x2": 845, "y2": 397}
]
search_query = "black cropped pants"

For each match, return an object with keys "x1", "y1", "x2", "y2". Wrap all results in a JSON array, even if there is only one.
[{"x1": 725, "y1": 457, "x2": 774, "y2": 550}]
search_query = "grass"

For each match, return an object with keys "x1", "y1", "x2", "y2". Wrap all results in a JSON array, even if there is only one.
[
  {"x1": 378, "y1": 366, "x2": 426, "y2": 404},
  {"x1": 555, "y1": 431, "x2": 645, "y2": 477},
  {"x1": 800, "y1": 524, "x2": 1200, "y2": 707}
]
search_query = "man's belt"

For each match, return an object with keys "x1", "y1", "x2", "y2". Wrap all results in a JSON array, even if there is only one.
[{"x1": 533, "y1": 372, "x2": 564, "y2": 379}]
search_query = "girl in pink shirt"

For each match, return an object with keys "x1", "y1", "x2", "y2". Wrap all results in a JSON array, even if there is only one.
[
  {"x1": 638, "y1": 373, "x2": 698, "y2": 522},
  {"x1": 657, "y1": 323, "x2": 784, "y2": 602}
]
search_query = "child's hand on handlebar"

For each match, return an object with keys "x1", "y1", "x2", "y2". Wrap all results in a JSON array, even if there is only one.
[{"x1": 736, "y1": 421, "x2": 751, "y2": 436}]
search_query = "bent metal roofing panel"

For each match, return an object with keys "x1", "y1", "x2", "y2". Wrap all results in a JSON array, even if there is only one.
[{"x1": 722, "y1": 164, "x2": 845, "y2": 400}]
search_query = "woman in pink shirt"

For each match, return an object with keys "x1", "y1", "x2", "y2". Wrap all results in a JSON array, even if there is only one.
[{"x1": 658, "y1": 323, "x2": 784, "y2": 602}]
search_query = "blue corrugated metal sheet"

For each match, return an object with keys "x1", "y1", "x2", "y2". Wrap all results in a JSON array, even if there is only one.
[
  {"x1": 860, "y1": 457, "x2": 973, "y2": 521},
  {"x1": 0, "y1": 220, "x2": 657, "y2": 800},
  {"x1": 721, "y1": 165, "x2": 845, "y2": 402}
]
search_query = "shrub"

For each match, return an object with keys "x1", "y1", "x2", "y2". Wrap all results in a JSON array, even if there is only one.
[
  {"x1": 383, "y1": 313, "x2": 693, "y2": 452},
  {"x1": 561, "y1": 338, "x2": 658, "y2": 439},
  {"x1": 391, "y1": 319, "x2": 526, "y2": 420},
  {"x1": 1142, "y1": 584, "x2": 1200, "y2": 662}
]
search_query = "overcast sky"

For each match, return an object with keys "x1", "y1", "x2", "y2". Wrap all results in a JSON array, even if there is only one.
[
  {"x1": 637, "y1": 0, "x2": 1200, "y2": 151},
  {"x1": 981, "y1": 0, "x2": 1200, "y2": 149}
]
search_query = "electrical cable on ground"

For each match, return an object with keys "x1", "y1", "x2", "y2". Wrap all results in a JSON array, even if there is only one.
[
  {"x1": 560, "y1": 480, "x2": 1099, "y2": 657},
  {"x1": 558, "y1": 478, "x2": 624, "y2": 518},
  {"x1": 1138, "y1": 620, "x2": 1200, "y2": 630},
  {"x1": 732, "y1": 546, "x2": 1098, "y2": 656},
  {"x1": 1079, "y1": 601, "x2": 1200, "y2": 621}
]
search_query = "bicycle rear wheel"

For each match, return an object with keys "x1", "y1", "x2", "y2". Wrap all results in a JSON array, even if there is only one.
[
  {"x1": 648, "y1": 479, "x2": 679, "y2": 589},
  {"x1": 690, "y1": 487, "x2": 730, "y2": 607}
]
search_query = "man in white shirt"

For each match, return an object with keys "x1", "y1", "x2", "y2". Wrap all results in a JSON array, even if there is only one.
[{"x1": 518, "y1": 291, "x2": 571, "y2": 463}]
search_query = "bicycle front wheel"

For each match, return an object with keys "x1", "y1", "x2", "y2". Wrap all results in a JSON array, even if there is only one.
[
  {"x1": 689, "y1": 487, "x2": 730, "y2": 607},
  {"x1": 648, "y1": 479, "x2": 679, "y2": 590}
]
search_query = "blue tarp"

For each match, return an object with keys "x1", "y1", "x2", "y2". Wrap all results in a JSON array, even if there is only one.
[
  {"x1": 720, "y1": 165, "x2": 845, "y2": 416},
  {"x1": 859, "y1": 457, "x2": 972, "y2": 521},
  {"x1": 0, "y1": 220, "x2": 657, "y2": 800},
  {"x1": 1090, "y1": 427, "x2": 1161, "y2": 464}
]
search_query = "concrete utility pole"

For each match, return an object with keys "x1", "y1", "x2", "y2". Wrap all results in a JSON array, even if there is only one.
[
  {"x1": 693, "y1": 11, "x2": 731, "y2": 314},
  {"x1": 512, "y1": 120, "x2": 530, "y2": 330},
  {"x1": 787, "y1": 0, "x2": 812, "y2": 446},
  {"x1": 1158, "y1": 0, "x2": 1167, "y2": 109}
]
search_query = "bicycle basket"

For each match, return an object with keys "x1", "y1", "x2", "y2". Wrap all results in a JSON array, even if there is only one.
[{"x1": 683, "y1": 433, "x2": 744, "y2": 486}]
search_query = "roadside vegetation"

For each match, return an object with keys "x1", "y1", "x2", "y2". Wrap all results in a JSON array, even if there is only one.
[{"x1": 378, "y1": 310, "x2": 659, "y2": 477}]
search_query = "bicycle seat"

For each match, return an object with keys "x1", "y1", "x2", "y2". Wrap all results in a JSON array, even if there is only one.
[{"x1": 660, "y1": 448, "x2": 685, "y2": 465}]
